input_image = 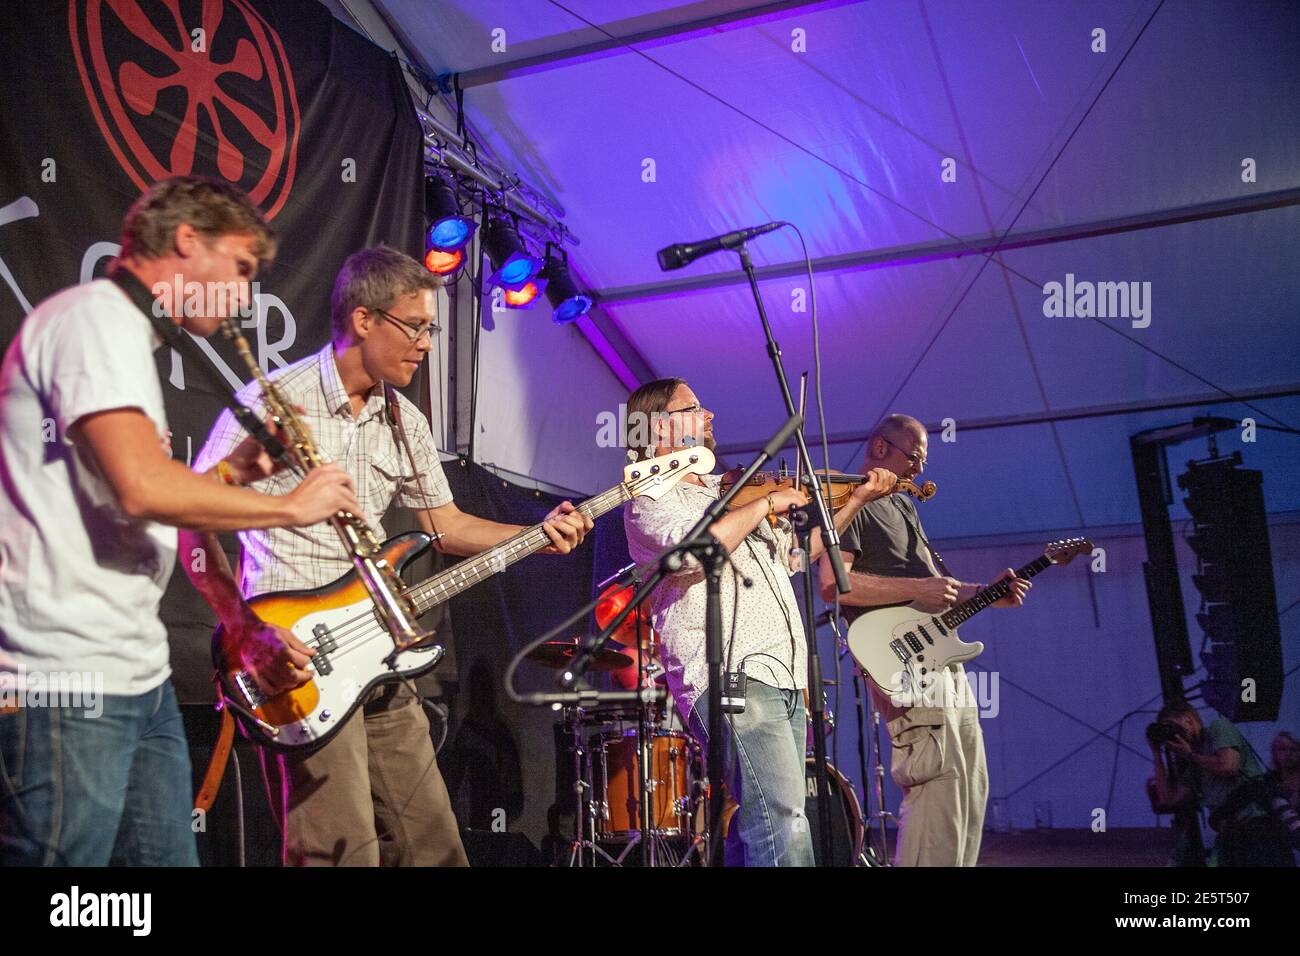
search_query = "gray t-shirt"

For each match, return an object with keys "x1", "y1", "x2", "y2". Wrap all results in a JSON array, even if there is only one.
[{"x1": 838, "y1": 495, "x2": 935, "y2": 624}]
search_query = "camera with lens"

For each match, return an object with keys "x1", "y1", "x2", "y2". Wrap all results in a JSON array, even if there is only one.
[{"x1": 1146, "y1": 720, "x2": 1187, "y2": 748}]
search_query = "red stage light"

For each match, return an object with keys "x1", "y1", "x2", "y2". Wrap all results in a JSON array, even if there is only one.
[
  {"x1": 503, "y1": 281, "x2": 542, "y2": 307},
  {"x1": 424, "y1": 247, "x2": 463, "y2": 275}
]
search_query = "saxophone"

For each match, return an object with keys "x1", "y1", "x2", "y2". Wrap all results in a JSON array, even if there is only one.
[{"x1": 220, "y1": 318, "x2": 432, "y2": 654}]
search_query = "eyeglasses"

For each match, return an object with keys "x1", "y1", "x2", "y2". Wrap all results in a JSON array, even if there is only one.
[
  {"x1": 883, "y1": 437, "x2": 927, "y2": 469},
  {"x1": 373, "y1": 307, "x2": 440, "y2": 342},
  {"x1": 664, "y1": 403, "x2": 706, "y2": 416}
]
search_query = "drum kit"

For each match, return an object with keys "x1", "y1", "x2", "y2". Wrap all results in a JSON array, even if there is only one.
[{"x1": 527, "y1": 581, "x2": 870, "y2": 867}]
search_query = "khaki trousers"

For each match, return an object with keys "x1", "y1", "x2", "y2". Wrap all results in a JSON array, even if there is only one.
[
  {"x1": 880, "y1": 665, "x2": 988, "y2": 867},
  {"x1": 262, "y1": 684, "x2": 468, "y2": 867}
]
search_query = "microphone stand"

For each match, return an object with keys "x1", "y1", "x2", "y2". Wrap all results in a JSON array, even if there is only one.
[
  {"x1": 558, "y1": 412, "x2": 803, "y2": 866},
  {"x1": 736, "y1": 242, "x2": 843, "y2": 866}
]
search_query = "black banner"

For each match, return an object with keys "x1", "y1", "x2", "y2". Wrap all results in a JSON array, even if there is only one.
[{"x1": 0, "y1": 0, "x2": 426, "y2": 697}]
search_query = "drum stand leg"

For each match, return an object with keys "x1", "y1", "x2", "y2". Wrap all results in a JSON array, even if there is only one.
[
  {"x1": 675, "y1": 744, "x2": 711, "y2": 867},
  {"x1": 565, "y1": 708, "x2": 619, "y2": 868},
  {"x1": 860, "y1": 674, "x2": 898, "y2": 867},
  {"x1": 676, "y1": 800, "x2": 708, "y2": 867}
]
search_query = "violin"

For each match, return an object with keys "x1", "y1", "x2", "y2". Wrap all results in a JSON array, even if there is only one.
[{"x1": 720, "y1": 467, "x2": 936, "y2": 523}]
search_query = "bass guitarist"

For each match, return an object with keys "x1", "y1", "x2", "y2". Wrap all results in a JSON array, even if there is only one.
[{"x1": 181, "y1": 245, "x2": 591, "y2": 867}]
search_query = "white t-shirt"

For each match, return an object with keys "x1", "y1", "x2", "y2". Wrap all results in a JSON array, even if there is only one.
[{"x1": 0, "y1": 279, "x2": 177, "y2": 695}]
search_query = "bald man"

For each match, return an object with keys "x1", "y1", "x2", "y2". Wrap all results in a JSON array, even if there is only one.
[{"x1": 820, "y1": 414, "x2": 1030, "y2": 866}]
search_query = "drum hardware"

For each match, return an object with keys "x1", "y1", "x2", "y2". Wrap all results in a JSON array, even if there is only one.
[
  {"x1": 555, "y1": 574, "x2": 710, "y2": 866},
  {"x1": 564, "y1": 704, "x2": 622, "y2": 868},
  {"x1": 804, "y1": 757, "x2": 867, "y2": 866},
  {"x1": 851, "y1": 656, "x2": 897, "y2": 866},
  {"x1": 804, "y1": 686, "x2": 836, "y2": 753}
]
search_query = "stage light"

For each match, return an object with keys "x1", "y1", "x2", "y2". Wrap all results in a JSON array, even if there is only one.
[
  {"x1": 541, "y1": 248, "x2": 592, "y2": 324},
  {"x1": 424, "y1": 247, "x2": 463, "y2": 275},
  {"x1": 425, "y1": 175, "x2": 475, "y2": 251},
  {"x1": 482, "y1": 214, "x2": 542, "y2": 291},
  {"x1": 503, "y1": 278, "x2": 548, "y2": 309}
]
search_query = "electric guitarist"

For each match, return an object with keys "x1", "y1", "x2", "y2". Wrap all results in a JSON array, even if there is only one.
[{"x1": 818, "y1": 413, "x2": 1030, "y2": 867}]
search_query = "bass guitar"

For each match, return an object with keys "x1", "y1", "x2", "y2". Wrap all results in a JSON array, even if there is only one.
[{"x1": 215, "y1": 448, "x2": 715, "y2": 751}]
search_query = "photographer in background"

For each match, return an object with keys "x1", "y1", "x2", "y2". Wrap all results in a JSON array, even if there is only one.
[
  {"x1": 1147, "y1": 699, "x2": 1295, "y2": 867},
  {"x1": 1272, "y1": 731, "x2": 1300, "y2": 814}
]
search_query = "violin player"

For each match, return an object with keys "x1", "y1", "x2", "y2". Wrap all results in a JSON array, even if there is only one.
[{"x1": 621, "y1": 377, "x2": 895, "y2": 866}]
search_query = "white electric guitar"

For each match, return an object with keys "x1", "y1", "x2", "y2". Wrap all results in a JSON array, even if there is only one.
[
  {"x1": 846, "y1": 538, "x2": 1092, "y2": 697},
  {"x1": 214, "y1": 448, "x2": 715, "y2": 751}
]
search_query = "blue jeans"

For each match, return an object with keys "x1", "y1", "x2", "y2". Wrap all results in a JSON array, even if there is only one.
[
  {"x1": 689, "y1": 678, "x2": 814, "y2": 867},
  {"x1": 0, "y1": 680, "x2": 198, "y2": 866}
]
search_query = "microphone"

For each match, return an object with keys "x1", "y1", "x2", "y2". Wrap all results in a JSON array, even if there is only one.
[{"x1": 657, "y1": 222, "x2": 782, "y2": 271}]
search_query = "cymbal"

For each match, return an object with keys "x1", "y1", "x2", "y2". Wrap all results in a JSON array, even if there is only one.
[{"x1": 527, "y1": 639, "x2": 633, "y2": 673}]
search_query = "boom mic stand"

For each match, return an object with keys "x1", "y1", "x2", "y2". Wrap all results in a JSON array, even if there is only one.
[{"x1": 735, "y1": 241, "x2": 847, "y2": 866}]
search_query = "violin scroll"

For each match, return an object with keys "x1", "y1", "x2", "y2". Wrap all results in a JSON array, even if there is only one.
[{"x1": 895, "y1": 478, "x2": 937, "y2": 502}]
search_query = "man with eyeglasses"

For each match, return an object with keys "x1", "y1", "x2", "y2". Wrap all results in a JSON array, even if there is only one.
[
  {"x1": 180, "y1": 245, "x2": 592, "y2": 866},
  {"x1": 623, "y1": 378, "x2": 897, "y2": 865},
  {"x1": 818, "y1": 414, "x2": 1030, "y2": 866}
]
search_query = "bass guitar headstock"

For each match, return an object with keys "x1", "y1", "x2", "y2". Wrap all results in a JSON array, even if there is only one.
[{"x1": 624, "y1": 448, "x2": 716, "y2": 501}]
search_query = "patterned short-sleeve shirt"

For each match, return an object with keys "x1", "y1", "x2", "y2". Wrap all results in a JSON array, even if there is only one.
[
  {"x1": 624, "y1": 474, "x2": 807, "y2": 718},
  {"x1": 194, "y1": 344, "x2": 452, "y2": 597}
]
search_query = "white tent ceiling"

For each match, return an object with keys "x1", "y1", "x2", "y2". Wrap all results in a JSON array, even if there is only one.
[{"x1": 361, "y1": 0, "x2": 1299, "y2": 537}]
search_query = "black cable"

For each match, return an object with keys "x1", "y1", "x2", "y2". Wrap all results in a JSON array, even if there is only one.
[
  {"x1": 736, "y1": 651, "x2": 799, "y2": 689},
  {"x1": 739, "y1": 532, "x2": 799, "y2": 678},
  {"x1": 831, "y1": 627, "x2": 843, "y2": 774}
]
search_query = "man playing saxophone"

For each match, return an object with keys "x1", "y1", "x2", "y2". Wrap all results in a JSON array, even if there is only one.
[{"x1": 0, "y1": 176, "x2": 360, "y2": 866}]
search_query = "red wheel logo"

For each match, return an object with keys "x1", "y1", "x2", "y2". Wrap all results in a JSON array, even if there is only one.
[{"x1": 70, "y1": 0, "x2": 299, "y2": 220}]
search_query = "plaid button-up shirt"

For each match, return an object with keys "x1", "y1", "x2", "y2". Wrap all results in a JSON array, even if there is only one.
[{"x1": 194, "y1": 344, "x2": 452, "y2": 597}]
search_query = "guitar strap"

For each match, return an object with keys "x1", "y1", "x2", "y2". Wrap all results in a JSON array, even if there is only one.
[
  {"x1": 891, "y1": 495, "x2": 954, "y2": 579},
  {"x1": 384, "y1": 382, "x2": 445, "y2": 546},
  {"x1": 195, "y1": 706, "x2": 236, "y2": 813},
  {"x1": 108, "y1": 266, "x2": 290, "y2": 464}
]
